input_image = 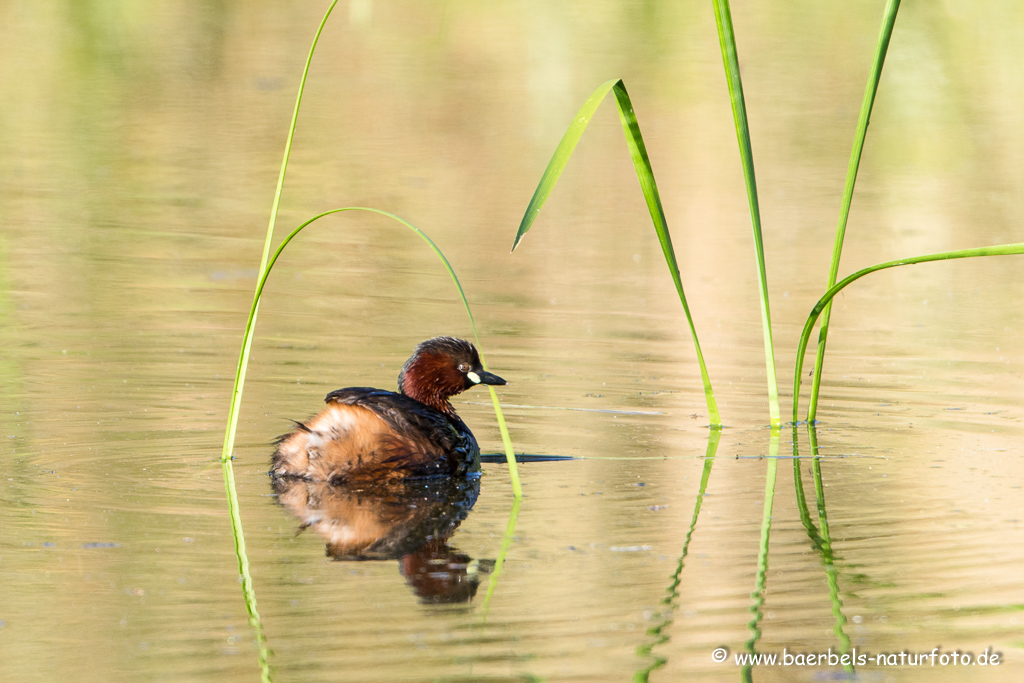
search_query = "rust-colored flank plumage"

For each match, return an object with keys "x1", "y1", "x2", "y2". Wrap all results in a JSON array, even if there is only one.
[{"x1": 270, "y1": 337, "x2": 506, "y2": 484}]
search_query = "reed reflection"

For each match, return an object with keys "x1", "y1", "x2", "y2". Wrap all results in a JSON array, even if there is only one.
[
  {"x1": 271, "y1": 476, "x2": 489, "y2": 604},
  {"x1": 633, "y1": 428, "x2": 721, "y2": 682},
  {"x1": 793, "y1": 425, "x2": 851, "y2": 665}
]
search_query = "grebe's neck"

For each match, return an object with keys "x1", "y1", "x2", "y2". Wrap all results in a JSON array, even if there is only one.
[
  {"x1": 398, "y1": 352, "x2": 463, "y2": 415},
  {"x1": 405, "y1": 385, "x2": 456, "y2": 416}
]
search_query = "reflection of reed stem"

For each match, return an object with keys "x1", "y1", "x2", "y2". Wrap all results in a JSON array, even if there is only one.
[
  {"x1": 632, "y1": 428, "x2": 721, "y2": 682},
  {"x1": 479, "y1": 497, "x2": 522, "y2": 618},
  {"x1": 807, "y1": 426, "x2": 852, "y2": 667},
  {"x1": 792, "y1": 429, "x2": 823, "y2": 555},
  {"x1": 470, "y1": 498, "x2": 524, "y2": 681},
  {"x1": 222, "y1": 458, "x2": 273, "y2": 683},
  {"x1": 791, "y1": 426, "x2": 851, "y2": 672},
  {"x1": 742, "y1": 429, "x2": 779, "y2": 682}
]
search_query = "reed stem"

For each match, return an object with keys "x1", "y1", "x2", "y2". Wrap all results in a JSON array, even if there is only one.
[
  {"x1": 711, "y1": 0, "x2": 780, "y2": 428},
  {"x1": 808, "y1": 0, "x2": 902, "y2": 423}
]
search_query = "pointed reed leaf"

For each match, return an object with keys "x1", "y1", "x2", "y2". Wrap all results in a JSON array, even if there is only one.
[
  {"x1": 511, "y1": 79, "x2": 721, "y2": 426},
  {"x1": 232, "y1": 207, "x2": 522, "y2": 499},
  {"x1": 793, "y1": 244, "x2": 1024, "y2": 421},
  {"x1": 511, "y1": 78, "x2": 618, "y2": 251},
  {"x1": 809, "y1": 0, "x2": 902, "y2": 424},
  {"x1": 711, "y1": 0, "x2": 780, "y2": 428}
]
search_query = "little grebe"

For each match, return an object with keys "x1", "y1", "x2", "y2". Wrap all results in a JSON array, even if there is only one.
[{"x1": 271, "y1": 336, "x2": 506, "y2": 483}]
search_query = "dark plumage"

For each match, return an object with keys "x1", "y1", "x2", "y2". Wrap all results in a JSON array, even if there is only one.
[{"x1": 270, "y1": 337, "x2": 506, "y2": 484}]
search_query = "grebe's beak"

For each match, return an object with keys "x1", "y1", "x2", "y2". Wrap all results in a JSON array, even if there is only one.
[{"x1": 467, "y1": 370, "x2": 507, "y2": 386}]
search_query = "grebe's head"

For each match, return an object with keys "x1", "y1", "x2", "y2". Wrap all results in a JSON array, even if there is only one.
[{"x1": 398, "y1": 337, "x2": 506, "y2": 413}]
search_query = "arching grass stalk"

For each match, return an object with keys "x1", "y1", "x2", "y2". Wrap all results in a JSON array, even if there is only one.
[
  {"x1": 809, "y1": 0, "x2": 902, "y2": 424},
  {"x1": 222, "y1": 0, "x2": 340, "y2": 465},
  {"x1": 711, "y1": 0, "x2": 780, "y2": 429},
  {"x1": 511, "y1": 78, "x2": 721, "y2": 427},
  {"x1": 793, "y1": 243, "x2": 1024, "y2": 421},
  {"x1": 230, "y1": 207, "x2": 521, "y2": 498}
]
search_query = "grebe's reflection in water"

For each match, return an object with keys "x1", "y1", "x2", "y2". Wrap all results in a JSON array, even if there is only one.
[{"x1": 271, "y1": 475, "x2": 491, "y2": 603}]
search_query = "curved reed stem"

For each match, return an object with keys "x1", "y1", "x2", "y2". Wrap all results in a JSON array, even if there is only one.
[
  {"x1": 794, "y1": 244, "x2": 1024, "y2": 421},
  {"x1": 233, "y1": 207, "x2": 521, "y2": 497}
]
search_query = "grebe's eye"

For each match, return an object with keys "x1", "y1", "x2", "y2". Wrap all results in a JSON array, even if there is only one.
[{"x1": 458, "y1": 363, "x2": 470, "y2": 373}]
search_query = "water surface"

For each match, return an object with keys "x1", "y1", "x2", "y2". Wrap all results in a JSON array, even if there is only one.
[{"x1": 1, "y1": 1, "x2": 1023, "y2": 681}]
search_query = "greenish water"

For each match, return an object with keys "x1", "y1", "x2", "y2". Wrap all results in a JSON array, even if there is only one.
[{"x1": 2, "y1": 1, "x2": 1023, "y2": 681}]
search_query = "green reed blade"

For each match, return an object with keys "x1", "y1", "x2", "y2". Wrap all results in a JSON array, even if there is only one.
[
  {"x1": 222, "y1": 0, "x2": 339, "y2": 466},
  {"x1": 794, "y1": 243, "x2": 1024, "y2": 420},
  {"x1": 512, "y1": 78, "x2": 617, "y2": 251},
  {"x1": 711, "y1": 0, "x2": 780, "y2": 428},
  {"x1": 228, "y1": 206, "x2": 522, "y2": 499},
  {"x1": 511, "y1": 78, "x2": 721, "y2": 427},
  {"x1": 809, "y1": 0, "x2": 902, "y2": 424},
  {"x1": 219, "y1": 4, "x2": 340, "y2": 680}
]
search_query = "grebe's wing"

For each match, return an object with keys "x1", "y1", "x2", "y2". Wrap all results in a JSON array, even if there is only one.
[
  {"x1": 324, "y1": 388, "x2": 380, "y2": 400},
  {"x1": 324, "y1": 388, "x2": 465, "y2": 455}
]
